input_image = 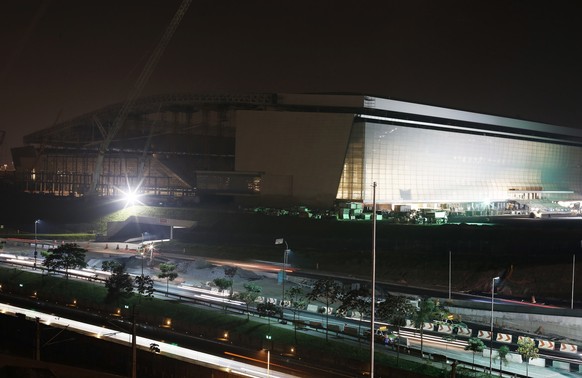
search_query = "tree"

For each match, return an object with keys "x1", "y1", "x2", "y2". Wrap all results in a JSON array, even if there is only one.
[
  {"x1": 307, "y1": 279, "x2": 343, "y2": 341},
  {"x1": 104, "y1": 263, "x2": 134, "y2": 303},
  {"x1": 412, "y1": 298, "x2": 441, "y2": 356},
  {"x1": 464, "y1": 337, "x2": 485, "y2": 368},
  {"x1": 134, "y1": 274, "x2": 155, "y2": 299},
  {"x1": 285, "y1": 287, "x2": 308, "y2": 344},
  {"x1": 158, "y1": 263, "x2": 178, "y2": 297},
  {"x1": 517, "y1": 337, "x2": 539, "y2": 377},
  {"x1": 376, "y1": 295, "x2": 415, "y2": 365},
  {"x1": 257, "y1": 302, "x2": 282, "y2": 318},
  {"x1": 338, "y1": 287, "x2": 371, "y2": 346},
  {"x1": 213, "y1": 277, "x2": 233, "y2": 312},
  {"x1": 42, "y1": 243, "x2": 87, "y2": 279},
  {"x1": 224, "y1": 266, "x2": 238, "y2": 298},
  {"x1": 236, "y1": 282, "x2": 262, "y2": 320},
  {"x1": 213, "y1": 277, "x2": 233, "y2": 296},
  {"x1": 101, "y1": 260, "x2": 121, "y2": 273},
  {"x1": 495, "y1": 345, "x2": 510, "y2": 376}
]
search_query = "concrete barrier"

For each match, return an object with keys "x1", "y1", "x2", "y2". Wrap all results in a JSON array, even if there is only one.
[
  {"x1": 529, "y1": 357, "x2": 546, "y2": 367},
  {"x1": 321, "y1": 306, "x2": 333, "y2": 314},
  {"x1": 496, "y1": 332, "x2": 512, "y2": 343},
  {"x1": 448, "y1": 302, "x2": 582, "y2": 341},
  {"x1": 553, "y1": 360, "x2": 570, "y2": 371},
  {"x1": 437, "y1": 324, "x2": 453, "y2": 334},
  {"x1": 328, "y1": 324, "x2": 341, "y2": 333},
  {"x1": 477, "y1": 330, "x2": 491, "y2": 340},
  {"x1": 506, "y1": 352, "x2": 524, "y2": 363},
  {"x1": 293, "y1": 319, "x2": 307, "y2": 327},
  {"x1": 344, "y1": 326, "x2": 359, "y2": 337},
  {"x1": 457, "y1": 327, "x2": 471, "y2": 336},
  {"x1": 493, "y1": 351, "x2": 545, "y2": 367},
  {"x1": 537, "y1": 339, "x2": 555, "y2": 350},
  {"x1": 309, "y1": 321, "x2": 323, "y2": 329},
  {"x1": 306, "y1": 304, "x2": 318, "y2": 313},
  {"x1": 561, "y1": 343, "x2": 578, "y2": 353}
]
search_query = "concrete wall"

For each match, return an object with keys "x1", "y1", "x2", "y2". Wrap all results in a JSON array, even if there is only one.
[{"x1": 449, "y1": 301, "x2": 582, "y2": 342}]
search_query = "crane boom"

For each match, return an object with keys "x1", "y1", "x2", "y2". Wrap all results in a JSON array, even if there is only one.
[{"x1": 88, "y1": 0, "x2": 192, "y2": 195}]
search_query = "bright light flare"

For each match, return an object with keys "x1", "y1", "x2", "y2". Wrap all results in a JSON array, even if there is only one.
[
  {"x1": 113, "y1": 176, "x2": 146, "y2": 208},
  {"x1": 121, "y1": 189, "x2": 144, "y2": 207}
]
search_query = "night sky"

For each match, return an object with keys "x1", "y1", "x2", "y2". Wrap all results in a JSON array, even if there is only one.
[{"x1": 1, "y1": 1, "x2": 582, "y2": 166}]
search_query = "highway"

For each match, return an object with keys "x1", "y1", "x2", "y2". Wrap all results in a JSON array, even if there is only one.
[
  {"x1": 0, "y1": 301, "x2": 298, "y2": 378},
  {"x1": 1, "y1": 241, "x2": 581, "y2": 377}
]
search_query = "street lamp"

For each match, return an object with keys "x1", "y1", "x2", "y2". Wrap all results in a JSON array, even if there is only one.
[
  {"x1": 275, "y1": 238, "x2": 291, "y2": 320},
  {"x1": 265, "y1": 334, "x2": 272, "y2": 378},
  {"x1": 489, "y1": 276, "x2": 500, "y2": 373},
  {"x1": 140, "y1": 250, "x2": 145, "y2": 276},
  {"x1": 34, "y1": 219, "x2": 40, "y2": 269}
]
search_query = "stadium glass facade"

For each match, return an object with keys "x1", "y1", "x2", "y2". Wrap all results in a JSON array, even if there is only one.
[{"x1": 338, "y1": 121, "x2": 582, "y2": 210}]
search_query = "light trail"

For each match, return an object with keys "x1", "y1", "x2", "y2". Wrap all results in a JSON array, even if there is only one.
[{"x1": 0, "y1": 302, "x2": 298, "y2": 378}]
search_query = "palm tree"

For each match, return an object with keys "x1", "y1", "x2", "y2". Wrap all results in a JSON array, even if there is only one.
[{"x1": 412, "y1": 298, "x2": 439, "y2": 356}]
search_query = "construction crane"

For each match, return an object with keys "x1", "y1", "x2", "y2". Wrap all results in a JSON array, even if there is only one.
[{"x1": 88, "y1": 0, "x2": 192, "y2": 195}]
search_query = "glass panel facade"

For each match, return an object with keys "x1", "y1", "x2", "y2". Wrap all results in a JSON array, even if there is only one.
[
  {"x1": 338, "y1": 121, "x2": 582, "y2": 205},
  {"x1": 337, "y1": 122, "x2": 364, "y2": 200}
]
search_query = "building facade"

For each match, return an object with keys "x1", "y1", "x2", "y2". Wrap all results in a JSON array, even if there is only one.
[{"x1": 12, "y1": 93, "x2": 582, "y2": 213}]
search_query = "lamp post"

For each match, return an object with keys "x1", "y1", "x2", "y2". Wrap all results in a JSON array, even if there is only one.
[
  {"x1": 140, "y1": 250, "x2": 145, "y2": 276},
  {"x1": 370, "y1": 182, "x2": 377, "y2": 378},
  {"x1": 265, "y1": 334, "x2": 272, "y2": 377},
  {"x1": 489, "y1": 276, "x2": 500, "y2": 373},
  {"x1": 34, "y1": 219, "x2": 40, "y2": 269},
  {"x1": 275, "y1": 238, "x2": 291, "y2": 320}
]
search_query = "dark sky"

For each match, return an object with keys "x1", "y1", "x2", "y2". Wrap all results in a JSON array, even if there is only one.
[{"x1": 2, "y1": 0, "x2": 582, "y2": 165}]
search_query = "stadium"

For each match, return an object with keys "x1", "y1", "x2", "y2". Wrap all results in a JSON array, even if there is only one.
[{"x1": 11, "y1": 93, "x2": 582, "y2": 217}]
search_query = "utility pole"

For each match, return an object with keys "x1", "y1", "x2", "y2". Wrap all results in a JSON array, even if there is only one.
[
  {"x1": 131, "y1": 304, "x2": 137, "y2": 378},
  {"x1": 370, "y1": 182, "x2": 377, "y2": 378},
  {"x1": 35, "y1": 317, "x2": 41, "y2": 361}
]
